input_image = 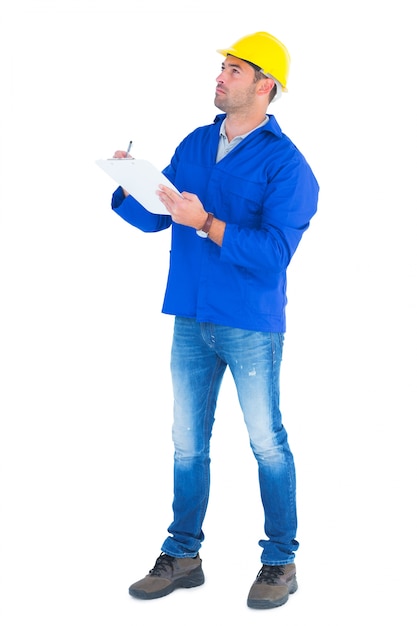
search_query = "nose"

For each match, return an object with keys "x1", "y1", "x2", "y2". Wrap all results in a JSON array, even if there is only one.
[{"x1": 216, "y1": 69, "x2": 225, "y2": 83}]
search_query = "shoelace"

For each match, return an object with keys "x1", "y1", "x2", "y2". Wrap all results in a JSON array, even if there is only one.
[
  {"x1": 149, "y1": 553, "x2": 176, "y2": 577},
  {"x1": 256, "y1": 564, "x2": 285, "y2": 584}
]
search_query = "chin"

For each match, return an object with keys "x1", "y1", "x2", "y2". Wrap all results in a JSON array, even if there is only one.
[{"x1": 214, "y1": 97, "x2": 226, "y2": 112}]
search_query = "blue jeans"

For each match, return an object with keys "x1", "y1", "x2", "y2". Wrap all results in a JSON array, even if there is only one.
[{"x1": 161, "y1": 317, "x2": 299, "y2": 565}]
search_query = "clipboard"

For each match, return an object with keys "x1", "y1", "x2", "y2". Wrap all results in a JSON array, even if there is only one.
[{"x1": 96, "y1": 158, "x2": 180, "y2": 215}]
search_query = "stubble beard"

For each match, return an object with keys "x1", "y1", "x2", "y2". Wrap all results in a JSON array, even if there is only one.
[{"x1": 214, "y1": 84, "x2": 257, "y2": 115}]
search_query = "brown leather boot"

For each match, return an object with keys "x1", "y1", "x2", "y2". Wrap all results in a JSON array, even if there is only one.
[
  {"x1": 129, "y1": 553, "x2": 204, "y2": 600},
  {"x1": 247, "y1": 563, "x2": 297, "y2": 609}
]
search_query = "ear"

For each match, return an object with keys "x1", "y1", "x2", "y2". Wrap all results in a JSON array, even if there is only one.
[{"x1": 256, "y1": 77, "x2": 275, "y2": 97}]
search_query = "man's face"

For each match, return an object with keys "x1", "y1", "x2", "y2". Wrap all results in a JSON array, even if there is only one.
[{"x1": 214, "y1": 55, "x2": 259, "y2": 113}]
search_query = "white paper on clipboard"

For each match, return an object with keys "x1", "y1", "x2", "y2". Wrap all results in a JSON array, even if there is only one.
[{"x1": 95, "y1": 158, "x2": 180, "y2": 215}]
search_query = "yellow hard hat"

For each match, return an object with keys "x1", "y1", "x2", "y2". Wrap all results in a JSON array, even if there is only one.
[{"x1": 217, "y1": 31, "x2": 291, "y2": 91}]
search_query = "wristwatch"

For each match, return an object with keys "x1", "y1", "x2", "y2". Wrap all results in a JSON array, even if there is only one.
[{"x1": 196, "y1": 212, "x2": 214, "y2": 238}]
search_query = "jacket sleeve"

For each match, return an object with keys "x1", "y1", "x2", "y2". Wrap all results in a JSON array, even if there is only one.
[
  {"x1": 220, "y1": 154, "x2": 319, "y2": 273},
  {"x1": 111, "y1": 186, "x2": 172, "y2": 233}
]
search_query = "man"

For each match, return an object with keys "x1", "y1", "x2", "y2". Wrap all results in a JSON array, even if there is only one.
[{"x1": 111, "y1": 31, "x2": 319, "y2": 610}]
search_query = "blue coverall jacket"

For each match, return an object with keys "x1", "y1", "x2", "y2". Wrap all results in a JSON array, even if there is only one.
[{"x1": 112, "y1": 114, "x2": 319, "y2": 333}]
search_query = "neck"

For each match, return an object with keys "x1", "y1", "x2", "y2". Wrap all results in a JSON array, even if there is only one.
[{"x1": 224, "y1": 111, "x2": 267, "y2": 141}]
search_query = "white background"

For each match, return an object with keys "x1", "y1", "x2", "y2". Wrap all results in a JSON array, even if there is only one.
[{"x1": 1, "y1": 1, "x2": 416, "y2": 624}]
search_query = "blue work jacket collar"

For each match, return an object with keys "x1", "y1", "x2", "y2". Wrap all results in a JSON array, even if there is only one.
[{"x1": 213, "y1": 113, "x2": 283, "y2": 139}]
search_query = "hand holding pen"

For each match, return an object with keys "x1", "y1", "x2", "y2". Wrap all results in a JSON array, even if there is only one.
[{"x1": 112, "y1": 141, "x2": 133, "y2": 159}]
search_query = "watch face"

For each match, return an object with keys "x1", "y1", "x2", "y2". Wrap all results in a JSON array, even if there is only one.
[{"x1": 196, "y1": 230, "x2": 209, "y2": 238}]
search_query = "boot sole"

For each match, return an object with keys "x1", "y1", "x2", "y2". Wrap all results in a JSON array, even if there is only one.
[
  {"x1": 129, "y1": 568, "x2": 205, "y2": 600},
  {"x1": 247, "y1": 576, "x2": 298, "y2": 610}
]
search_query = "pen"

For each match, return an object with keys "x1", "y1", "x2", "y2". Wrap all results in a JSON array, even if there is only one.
[{"x1": 126, "y1": 141, "x2": 132, "y2": 156}]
